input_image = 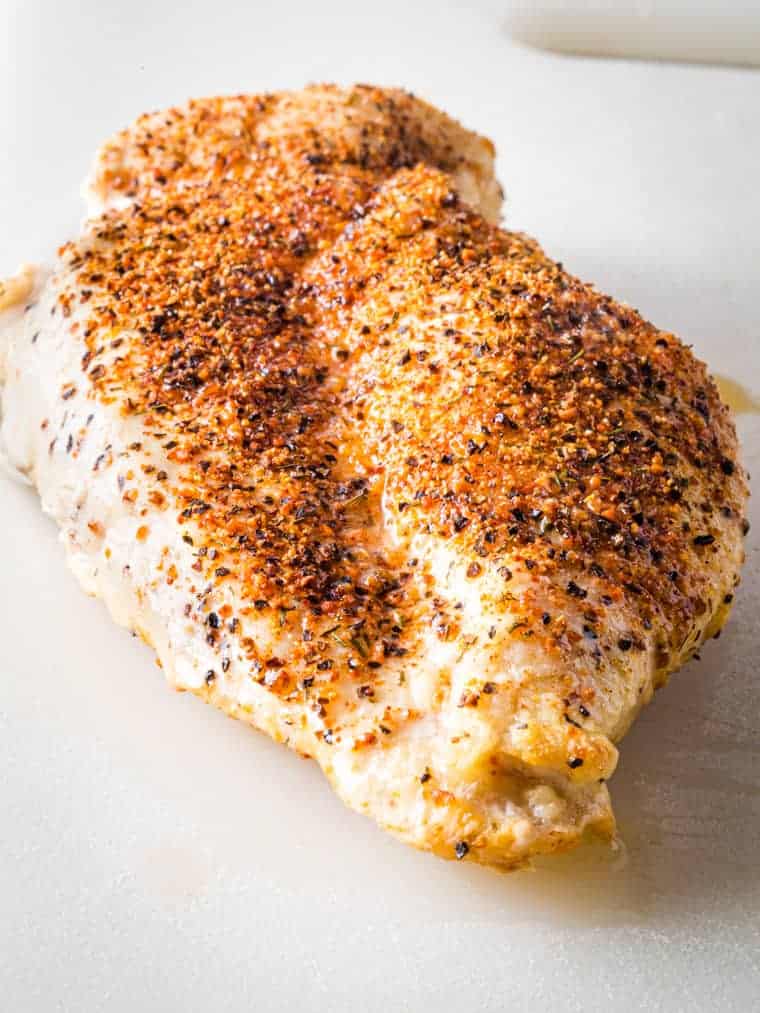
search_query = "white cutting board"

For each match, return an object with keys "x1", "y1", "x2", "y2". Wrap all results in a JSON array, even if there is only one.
[{"x1": 1, "y1": 2, "x2": 759, "y2": 1010}]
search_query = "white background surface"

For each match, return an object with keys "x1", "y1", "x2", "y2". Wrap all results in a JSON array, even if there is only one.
[{"x1": 1, "y1": 2, "x2": 759, "y2": 1010}]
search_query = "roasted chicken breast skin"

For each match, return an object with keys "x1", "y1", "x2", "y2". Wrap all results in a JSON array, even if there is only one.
[{"x1": 0, "y1": 85, "x2": 747, "y2": 868}]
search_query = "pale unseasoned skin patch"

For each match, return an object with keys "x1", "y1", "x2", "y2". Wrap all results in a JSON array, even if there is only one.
[{"x1": 0, "y1": 264, "x2": 36, "y2": 314}]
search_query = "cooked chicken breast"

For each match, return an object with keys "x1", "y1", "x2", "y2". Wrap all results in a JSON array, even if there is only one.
[{"x1": 0, "y1": 85, "x2": 747, "y2": 868}]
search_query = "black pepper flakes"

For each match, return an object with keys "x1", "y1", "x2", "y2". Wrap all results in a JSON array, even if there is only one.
[{"x1": 693, "y1": 534, "x2": 715, "y2": 547}]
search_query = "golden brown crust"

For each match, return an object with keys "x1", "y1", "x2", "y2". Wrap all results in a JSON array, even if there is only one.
[
  {"x1": 89, "y1": 85, "x2": 501, "y2": 220},
  {"x1": 52, "y1": 87, "x2": 747, "y2": 841}
]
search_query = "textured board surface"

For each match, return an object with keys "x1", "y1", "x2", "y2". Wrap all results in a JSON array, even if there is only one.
[{"x1": 1, "y1": 1, "x2": 758, "y2": 1010}]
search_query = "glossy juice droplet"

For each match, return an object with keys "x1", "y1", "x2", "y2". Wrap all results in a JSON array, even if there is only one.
[{"x1": 713, "y1": 375, "x2": 760, "y2": 415}]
